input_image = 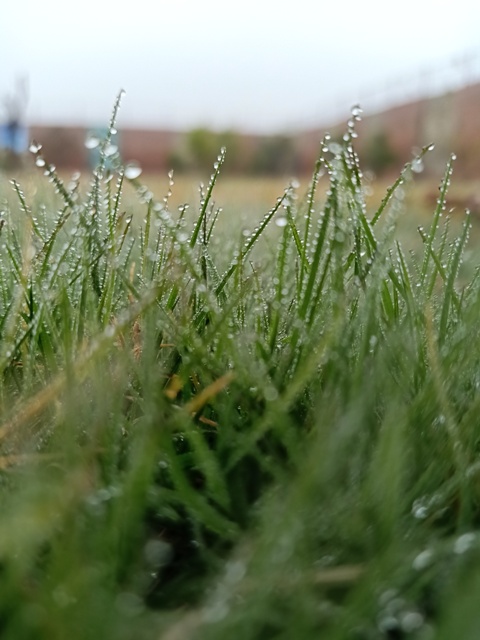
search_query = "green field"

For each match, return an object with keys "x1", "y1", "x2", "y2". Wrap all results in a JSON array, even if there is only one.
[{"x1": 1, "y1": 99, "x2": 480, "y2": 639}]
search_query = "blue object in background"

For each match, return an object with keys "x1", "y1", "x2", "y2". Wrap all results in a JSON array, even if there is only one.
[{"x1": 0, "y1": 122, "x2": 28, "y2": 153}]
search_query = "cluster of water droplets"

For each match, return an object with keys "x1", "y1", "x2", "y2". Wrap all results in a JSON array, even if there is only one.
[
  {"x1": 85, "y1": 484, "x2": 122, "y2": 512},
  {"x1": 332, "y1": 105, "x2": 364, "y2": 179},
  {"x1": 136, "y1": 184, "x2": 153, "y2": 205},
  {"x1": 161, "y1": 169, "x2": 175, "y2": 206},
  {"x1": 411, "y1": 493, "x2": 446, "y2": 521},
  {"x1": 274, "y1": 182, "x2": 298, "y2": 228},
  {"x1": 243, "y1": 188, "x2": 291, "y2": 256},
  {"x1": 376, "y1": 589, "x2": 427, "y2": 636},
  {"x1": 29, "y1": 140, "x2": 47, "y2": 169},
  {"x1": 66, "y1": 171, "x2": 82, "y2": 199}
]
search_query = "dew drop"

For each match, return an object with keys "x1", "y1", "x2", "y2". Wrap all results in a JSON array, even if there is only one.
[
  {"x1": 412, "y1": 498, "x2": 428, "y2": 519},
  {"x1": 85, "y1": 134, "x2": 100, "y2": 150},
  {"x1": 35, "y1": 156, "x2": 46, "y2": 167},
  {"x1": 329, "y1": 142, "x2": 343, "y2": 155},
  {"x1": 412, "y1": 549, "x2": 433, "y2": 570},
  {"x1": 104, "y1": 325, "x2": 116, "y2": 338},
  {"x1": 143, "y1": 539, "x2": 172, "y2": 567},
  {"x1": 351, "y1": 104, "x2": 363, "y2": 120},
  {"x1": 400, "y1": 611, "x2": 424, "y2": 633},
  {"x1": 411, "y1": 158, "x2": 424, "y2": 173},
  {"x1": 454, "y1": 532, "x2": 476, "y2": 554},
  {"x1": 124, "y1": 162, "x2": 142, "y2": 180},
  {"x1": 29, "y1": 141, "x2": 42, "y2": 154},
  {"x1": 275, "y1": 216, "x2": 288, "y2": 228},
  {"x1": 377, "y1": 616, "x2": 398, "y2": 633},
  {"x1": 104, "y1": 143, "x2": 118, "y2": 157}
]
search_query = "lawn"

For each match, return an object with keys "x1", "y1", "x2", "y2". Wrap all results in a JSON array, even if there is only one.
[{"x1": 0, "y1": 97, "x2": 480, "y2": 639}]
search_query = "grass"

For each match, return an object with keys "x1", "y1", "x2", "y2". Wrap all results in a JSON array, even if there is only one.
[{"x1": 1, "y1": 93, "x2": 480, "y2": 639}]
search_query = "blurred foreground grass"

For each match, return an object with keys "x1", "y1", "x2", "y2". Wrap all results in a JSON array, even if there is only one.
[{"x1": 1, "y1": 100, "x2": 480, "y2": 639}]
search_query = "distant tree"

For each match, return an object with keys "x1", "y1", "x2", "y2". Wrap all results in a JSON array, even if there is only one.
[
  {"x1": 187, "y1": 128, "x2": 220, "y2": 171},
  {"x1": 183, "y1": 128, "x2": 243, "y2": 173},
  {"x1": 363, "y1": 130, "x2": 397, "y2": 175},
  {"x1": 252, "y1": 135, "x2": 298, "y2": 175},
  {"x1": 167, "y1": 149, "x2": 190, "y2": 172}
]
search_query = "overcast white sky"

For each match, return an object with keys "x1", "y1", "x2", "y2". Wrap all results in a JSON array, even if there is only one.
[{"x1": 1, "y1": 0, "x2": 480, "y2": 132}]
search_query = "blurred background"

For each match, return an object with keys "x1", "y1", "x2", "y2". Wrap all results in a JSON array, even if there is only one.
[{"x1": 1, "y1": 0, "x2": 480, "y2": 187}]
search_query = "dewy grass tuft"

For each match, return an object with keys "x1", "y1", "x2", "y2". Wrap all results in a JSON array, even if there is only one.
[{"x1": 0, "y1": 97, "x2": 478, "y2": 639}]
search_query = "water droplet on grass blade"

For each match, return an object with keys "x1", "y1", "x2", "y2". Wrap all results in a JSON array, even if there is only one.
[
  {"x1": 377, "y1": 616, "x2": 399, "y2": 633},
  {"x1": 413, "y1": 549, "x2": 434, "y2": 570},
  {"x1": 124, "y1": 162, "x2": 142, "y2": 179},
  {"x1": 351, "y1": 104, "x2": 363, "y2": 120},
  {"x1": 35, "y1": 156, "x2": 46, "y2": 167},
  {"x1": 29, "y1": 141, "x2": 42, "y2": 154},
  {"x1": 400, "y1": 611, "x2": 424, "y2": 633},
  {"x1": 85, "y1": 134, "x2": 100, "y2": 149},
  {"x1": 329, "y1": 142, "x2": 343, "y2": 155},
  {"x1": 143, "y1": 539, "x2": 172, "y2": 567},
  {"x1": 411, "y1": 158, "x2": 424, "y2": 173},
  {"x1": 454, "y1": 532, "x2": 476, "y2": 554},
  {"x1": 104, "y1": 325, "x2": 116, "y2": 338},
  {"x1": 104, "y1": 143, "x2": 118, "y2": 157},
  {"x1": 275, "y1": 216, "x2": 288, "y2": 228},
  {"x1": 412, "y1": 497, "x2": 428, "y2": 519}
]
